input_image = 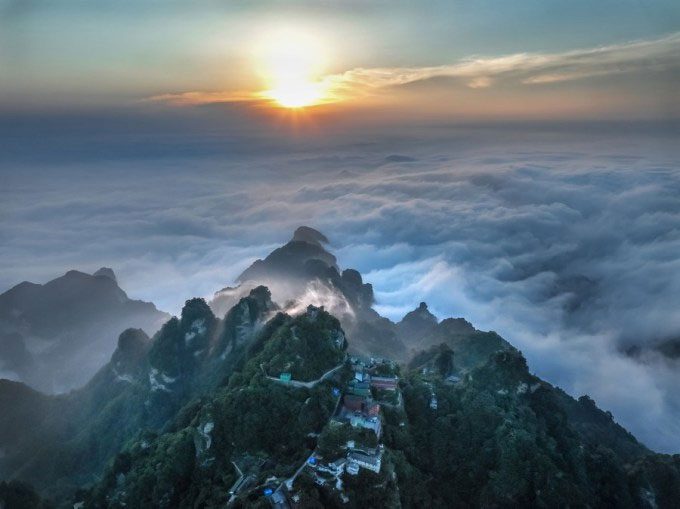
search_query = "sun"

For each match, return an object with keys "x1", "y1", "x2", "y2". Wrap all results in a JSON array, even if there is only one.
[
  {"x1": 266, "y1": 81, "x2": 325, "y2": 109},
  {"x1": 255, "y1": 29, "x2": 331, "y2": 109}
]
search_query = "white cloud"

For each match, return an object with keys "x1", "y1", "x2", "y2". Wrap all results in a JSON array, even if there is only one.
[
  {"x1": 324, "y1": 32, "x2": 680, "y2": 93},
  {"x1": 3, "y1": 124, "x2": 680, "y2": 452}
]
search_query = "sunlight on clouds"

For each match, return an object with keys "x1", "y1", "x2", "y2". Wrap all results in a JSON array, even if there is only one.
[
  {"x1": 146, "y1": 90, "x2": 258, "y2": 106},
  {"x1": 149, "y1": 31, "x2": 680, "y2": 113},
  {"x1": 467, "y1": 76, "x2": 493, "y2": 88},
  {"x1": 323, "y1": 32, "x2": 680, "y2": 93}
]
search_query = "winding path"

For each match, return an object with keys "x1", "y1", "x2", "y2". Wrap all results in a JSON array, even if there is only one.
[{"x1": 264, "y1": 362, "x2": 344, "y2": 389}]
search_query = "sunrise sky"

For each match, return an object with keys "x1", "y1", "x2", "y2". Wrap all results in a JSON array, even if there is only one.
[{"x1": 2, "y1": 0, "x2": 679, "y2": 121}]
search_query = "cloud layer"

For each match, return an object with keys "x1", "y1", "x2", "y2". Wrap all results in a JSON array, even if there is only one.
[
  {"x1": 2, "y1": 122, "x2": 680, "y2": 452},
  {"x1": 151, "y1": 32, "x2": 680, "y2": 106},
  {"x1": 327, "y1": 31, "x2": 680, "y2": 91}
]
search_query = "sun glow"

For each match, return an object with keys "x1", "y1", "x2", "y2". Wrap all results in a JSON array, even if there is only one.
[
  {"x1": 256, "y1": 29, "x2": 331, "y2": 108},
  {"x1": 266, "y1": 81, "x2": 325, "y2": 109}
]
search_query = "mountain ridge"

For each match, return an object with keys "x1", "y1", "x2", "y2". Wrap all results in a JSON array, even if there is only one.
[
  {"x1": 1, "y1": 227, "x2": 679, "y2": 508},
  {"x1": 0, "y1": 268, "x2": 170, "y2": 393}
]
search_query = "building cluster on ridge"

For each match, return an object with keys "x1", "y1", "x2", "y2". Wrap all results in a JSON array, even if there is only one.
[
  {"x1": 336, "y1": 357, "x2": 398, "y2": 440},
  {"x1": 249, "y1": 355, "x2": 401, "y2": 507},
  {"x1": 264, "y1": 356, "x2": 401, "y2": 507},
  {"x1": 310, "y1": 356, "x2": 399, "y2": 488}
]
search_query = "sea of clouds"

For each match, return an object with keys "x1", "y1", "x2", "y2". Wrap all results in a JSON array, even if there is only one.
[{"x1": 1, "y1": 119, "x2": 679, "y2": 451}]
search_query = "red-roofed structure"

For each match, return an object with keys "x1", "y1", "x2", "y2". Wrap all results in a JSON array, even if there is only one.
[{"x1": 371, "y1": 376, "x2": 398, "y2": 391}]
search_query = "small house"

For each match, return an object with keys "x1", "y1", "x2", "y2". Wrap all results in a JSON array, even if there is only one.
[
  {"x1": 347, "y1": 450, "x2": 382, "y2": 474},
  {"x1": 371, "y1": 376, "x2": 398, "y2": 391}
]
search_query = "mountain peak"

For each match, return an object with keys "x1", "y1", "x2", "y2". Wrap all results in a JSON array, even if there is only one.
[
  {"x1": 291, "y1": 226, "x2": 328, "y2": 247},
  {"x1": 111, "y1": 328, "x2": 150, "y2": 374},
  {"x1": 93, "y1": 267, "x2": 117, "y2": 283},
  {"x1": 237, "y1": 228, "x2": 337, "y2": 283},
  {"x1": 405, "y1": 301, "x2": 437, "y2": 322},
  {"x1": 396, "y1": 301, "x2": 438, "y2": 339},
  {"x1": 63, "y1": 269, "x2": 89, "y2": 279},
  {"x1": 247, "y1": 285, "x2": 274, "y2": 309}
]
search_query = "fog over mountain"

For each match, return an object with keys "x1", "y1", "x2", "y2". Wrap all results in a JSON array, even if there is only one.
[
  {"x1": 2, "y1": 122, "x2": 680, "y2": 451},
  {"x1": 0, "y1": 268, "x2": 169, "y2": 393}
]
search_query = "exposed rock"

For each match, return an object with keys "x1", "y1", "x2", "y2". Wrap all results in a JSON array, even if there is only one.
[
  {"x1": 396, "y1": 302, "x2": 438, "y2": 341},
  {"x1": 110, "y1": 328, "x2": 150, "y2": 376},
  {"x1": 93, "y1": 267, "x2": 117, "y2": 283},
  {"x1": 292, "y1": 226, "x2": 329, "y2": 246}
]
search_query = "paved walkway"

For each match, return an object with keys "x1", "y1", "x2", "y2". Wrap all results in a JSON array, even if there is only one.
[
  {"x1": 265, "y1": 363, "x2": 344, "y2": 389},
  {"x1": 285, "y1": 452, "x2": 315, "y2": 490},
  {"x1": 227, "y1": 461, "x2": 246, "y2": 506},
  {"x1": 258, "y1": 360, "x2": 347, "y2": 500}
]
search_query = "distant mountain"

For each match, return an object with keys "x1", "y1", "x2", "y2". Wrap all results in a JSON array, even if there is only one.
[
  {"x1": 212, "y1": 226, "x2": 405, "y2": 360},
  {"x1": 220, "y1": 227, "x2": 602, "y2": 378},
  {"x1": 214, "y1": 230, "x2": 507, "y2": 365},
  {"x1": 398, "y1": 305, "x2": 510, "y2": 372},
  {"x1": 396, "y1": 302, "x2": 438, "y2": 341},
  {"x1": 0, "y1": 268, "x2": 169, "y2": 393},
  {"x1": 237, "y1": 227, "x2": 339, "y2": 284}
]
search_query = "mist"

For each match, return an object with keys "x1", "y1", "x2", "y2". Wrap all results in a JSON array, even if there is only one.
[{"x1": 2, "y1": 118, "x2": 680, "y2": 451}]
